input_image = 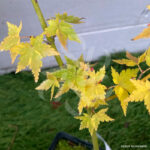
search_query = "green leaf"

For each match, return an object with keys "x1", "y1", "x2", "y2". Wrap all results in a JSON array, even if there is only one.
[
  {"x1": 45, "y1": 18, "x2": 80, "y2": 50},
  {"x1": 44, "y1": 20, "x2": 57, "y2": 37},
  {"x1": 56, "y1": 12, "x2": 84, "y2": 24},
  {"x1": 58, "y1": 21, "x2": 80, "y2": 42}
]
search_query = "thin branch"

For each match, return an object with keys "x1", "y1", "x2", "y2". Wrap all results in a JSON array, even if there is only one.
[
  {"x1": 137, "y1": 64, "x2": 143, "y2": 73},
  {"x1": 107, "y1": 85, "x2": 115, "y2": 90},
  {"x1": 30, "y1": 0, "x2": 64, "y2": 67},
  {"x1": 20, "y1": 36, "x2": 33, "y2": 39},
  {"x1": 7, "y1": 125, "x2": 18, "y2": 150},
  {"x1": 138, "y1": 68, "x2": 150, "y2": 79}
]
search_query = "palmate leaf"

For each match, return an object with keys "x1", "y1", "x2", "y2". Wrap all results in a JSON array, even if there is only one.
[
  {"x1": 113, "y1": 51, "x2": 146, "y2": 67},
  {"x1": 75, "y1": 108, "x2": 113, "y2": 136},
  {"x1": 77, "y1": 66, "x2": 106, "y2": 114},
  {"x1": 16, "y1": 34, "x2": 59, "y2": 82},
  {"x1": 45, "y1": 16, "x2": 80, "y2": 50},
  {"x1": 126, "y1": 80, "x2": 150, "y2": 114},
  {"x1": 38, "y1": 59, "x2": 87, "y2": 100},
  {"x1": 0, "y1": 22, "x2": 22, "y2": 63},
  {"x1": 56, "y1": 12, "x2": 84, "y2": 24},
  {"x1": 36, "y1": 72, "x2": 60, "y2": 100},
  {"x1": 111, "y1": 67, "x2": 139, "y2": 115},
  {"x1": 79, "y1": 88, "x2": 107, "y2": 114},
  {"x1": 59, "y1": 66, "x2": 86, "y2": 93}
]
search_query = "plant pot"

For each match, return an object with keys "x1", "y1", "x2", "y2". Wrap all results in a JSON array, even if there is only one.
[{"x1": 49, "y1": 132, "x2": 103, "y2": 150}]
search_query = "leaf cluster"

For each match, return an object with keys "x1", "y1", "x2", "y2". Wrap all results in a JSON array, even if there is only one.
[{"x1": 1, "y1": 10, "x2": 150, "y2": 138}]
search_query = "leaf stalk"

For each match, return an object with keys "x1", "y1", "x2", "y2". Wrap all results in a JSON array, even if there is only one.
[{"x1": 30, "y1": 0, "x2": 64, "y2": 67}]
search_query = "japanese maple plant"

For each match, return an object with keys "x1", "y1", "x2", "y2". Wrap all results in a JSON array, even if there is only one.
[{"x1": 1, "y1": 1, "x2": 150, "y2": 150}]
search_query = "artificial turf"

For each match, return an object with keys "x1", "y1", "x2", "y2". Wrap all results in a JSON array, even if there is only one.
[{"x1": 0, "y1": 51, "x2": 150, "y2": 150}]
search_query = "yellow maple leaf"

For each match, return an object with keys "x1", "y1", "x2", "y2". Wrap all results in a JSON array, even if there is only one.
[
  {"x1": 88, "y1": 66, "x2": 105, "y2": 83},
  {"x1": 55, "y1": 83, "x2": 70, "y2": 98},
  {"x1": 142, "y1": 74, "x2": 150, "y2": 81},
  {"x1": 127, "y1": 80, "x2": 150, "y2": 114},
  {"x1": 36, "y1": 72, "x2": 60, "y2": 99},
  {"x1": 113, "y1": 59, "x2": 137, "y2": 67},
  {"x1": 144, "y1": 47, "x2": 150, "y2": 67},
  {"x1": 0, "y1": 22, "x2": 22, "y2": 63},
  {"x1": 75, "y1": 108, "x2": 113, "y2": 135},
  {"x1": 111, "y1": 67, "x2": 139, "y2": 115},
  {"x1": 113, "y1": 51, "x2": 146, "y2": 67},
  {"x1": 77, "y1": 66, "x2": 106, "y2": 114},
  {"x1": 133, "y1": 26, "x2": 150, "y2": 40},
  {"x1": 16, "y1": 34, "x2": 59, "y2": 82}
]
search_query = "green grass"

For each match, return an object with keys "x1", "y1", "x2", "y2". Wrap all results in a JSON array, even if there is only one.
[{"x1": 0, "y1": 51, "x2": 150, "y2": 150}]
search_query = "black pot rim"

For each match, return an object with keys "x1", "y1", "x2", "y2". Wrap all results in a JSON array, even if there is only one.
[{"x1": 49, "y1": 132, "x2": 103, "y2": 150}]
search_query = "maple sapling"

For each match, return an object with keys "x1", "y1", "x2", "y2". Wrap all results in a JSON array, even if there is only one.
[{"x1": 1, "y1": 1, "x2": 150, "y2": 150}]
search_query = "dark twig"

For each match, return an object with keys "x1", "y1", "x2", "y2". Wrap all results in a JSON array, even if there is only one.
[
  {"x1": 7, "y1": 125, "x2": 18, "y2": 150},
  {"x1": 138, "y1": 68, "x2": 150, "y2": 79}
]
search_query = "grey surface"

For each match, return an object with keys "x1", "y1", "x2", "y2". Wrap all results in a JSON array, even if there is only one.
[{"x1": 0, "y1": 0, "x2": 150, "y2": 74}]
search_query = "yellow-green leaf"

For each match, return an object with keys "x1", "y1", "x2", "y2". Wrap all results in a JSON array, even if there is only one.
[
  {"x1": 127, "y1": 80, "x2": 150, "y2": 114},
  {"x1": 113, "y1": 51, "x2": 146, "y2": 66},
  {"x1": 59, "y1": 21, "x2": 80, "y2": 43},
  {"x1": 114, "y1": 86, "x2": 129, "y2": 115},
  {"x1": 0, "y1": 22, "x2": 22, "y2": 63},
  {"x1": 111, "y1": 67, "x2": 139, "y2": 115},
  {"x1": 111, "y1": 67, "x2": 119, "y2": 84},
  {"x1": 95, "y1": 66, "x2": 105, "y2": 82},
  {"x1": 36, "y1": 72, "x2": 60, "y2": 100},
  {"x1": 16, "y1": 34, "x2": 59, "y2": 82},
  {"x1": 44, "y1": 20, "x2": 57, "y2": 37},
  {"x1": 56, "y1": 29, "x2": 67, "y2": 50},
  {"x1": 75, "y1": 108, "x2": 113, "y2": 135},
  {"x1": 138, "y1": 51, "x2": 146, "y2": 63},
  {"x1": 45, "y1": 19, "x2": 80, "y2": 50},
  {"x1": 56, "y1": 12, "x2": 84, "y2": 24},
  {"x1": 55, "y1": 83, "x2": 70, "y2": 98},
  {"x1": 145, "y1": 48, "x2": 150, "y2": 66},
  {"x1": 113, "y1": 59, "x2": 137, "y2": 66}
]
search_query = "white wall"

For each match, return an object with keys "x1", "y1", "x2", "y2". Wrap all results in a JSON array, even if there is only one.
[{"x1": 1, "y1": 0, "x2": 150, "y2": 74}]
